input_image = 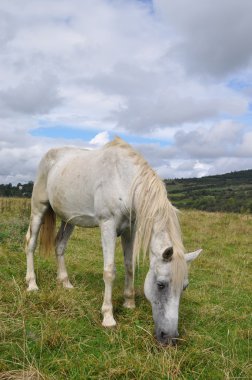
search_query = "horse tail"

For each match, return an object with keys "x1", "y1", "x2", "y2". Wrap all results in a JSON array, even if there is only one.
[{"x1": 39, "y1": 205, "x2": 56, "y2": 256}]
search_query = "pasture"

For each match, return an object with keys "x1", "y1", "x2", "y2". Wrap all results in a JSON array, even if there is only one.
[{"x1": 0, "y1": 198, "x2": 251, "y2": 379}]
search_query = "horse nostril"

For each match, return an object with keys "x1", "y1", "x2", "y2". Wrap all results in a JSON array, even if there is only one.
[
  {"x1": 160, "y1": 331, "x2": 168, "y2": 341},
  {"x1": 160, "y1": 331, "x2": 165, "y2": 338},
  {"x1": 160, "y1": 331, "x2": 172, "y2": 345}
]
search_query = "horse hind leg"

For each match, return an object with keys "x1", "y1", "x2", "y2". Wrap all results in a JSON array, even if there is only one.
[{"x1": 55, "y1": 221, "x2": 74, "y2": 288}]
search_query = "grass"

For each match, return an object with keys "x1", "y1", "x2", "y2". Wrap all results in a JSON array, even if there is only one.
[{"x1": 0, "y1": 198, "x2": 251, "y2": 379}]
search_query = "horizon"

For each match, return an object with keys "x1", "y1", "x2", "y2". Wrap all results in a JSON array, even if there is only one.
[
  {"x1": 0, "y1": 0, "x2": 252, "y2": 184},
  {"x1": 1, "y1": 167, "x2": 251, "y2": 187}
]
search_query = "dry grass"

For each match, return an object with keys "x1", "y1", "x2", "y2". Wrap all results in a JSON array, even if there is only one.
[
  {"x1": 0, "y1": 369, "x2": 46, "y2": 380},
  {"x1": 0, "y1": 198, "x2": 30, "y2": 214},
  {"x1": 0, "y1": 200, "x2": 251, "y2": 379}
]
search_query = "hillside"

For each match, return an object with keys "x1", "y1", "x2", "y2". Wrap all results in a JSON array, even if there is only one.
[{"x1": 165, "y1": 169, "x2": 252, "y2": 213}]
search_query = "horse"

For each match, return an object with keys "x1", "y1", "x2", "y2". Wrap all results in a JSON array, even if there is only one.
[{"x1": 25, "y1": 137, "x2": 202, "y2": 345}]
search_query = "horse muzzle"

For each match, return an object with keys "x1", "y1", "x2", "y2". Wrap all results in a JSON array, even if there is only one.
[{"x1": 155, "y1": 329, "x2": 179, "y2": 346}]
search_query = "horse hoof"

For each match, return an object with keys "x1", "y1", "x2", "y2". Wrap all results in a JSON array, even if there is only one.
[
  {"x1": 62, "y1": 280, "x2": 74, "y2": 289},
  {"x1": 102, "y1": 316, "x2": 117, "y2": 327},
  {"x1": 123, "y1": 300, "x2": 135, "y2": 309},
  {"x1": 57, "y1": 277, "x2": 74, "y2": 289},
  {"x1": 27, "y1": 284, "x2": 39, "y2": 292}
]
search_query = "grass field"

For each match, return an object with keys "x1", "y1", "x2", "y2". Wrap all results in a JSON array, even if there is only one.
[{"x1": 0, "y1": 198, "x2": 251, "y2": 379}]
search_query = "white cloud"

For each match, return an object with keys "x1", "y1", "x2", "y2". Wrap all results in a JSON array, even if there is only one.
[{"x1": 90, "y1": 131, "x2": 110, "y2": 146}]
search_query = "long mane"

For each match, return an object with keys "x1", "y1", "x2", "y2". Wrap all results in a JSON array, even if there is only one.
[{"x1": 105, "y1": 137, "x2": 187, "y2": 285}]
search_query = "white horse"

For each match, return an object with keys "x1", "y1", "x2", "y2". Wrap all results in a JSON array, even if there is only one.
[{"x1": 25, "y1": 137, "x2": 202, "y2": 345}]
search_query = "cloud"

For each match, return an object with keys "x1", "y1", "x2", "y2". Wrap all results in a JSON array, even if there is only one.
[
  {"x1": 156, "y1": 160, "x2": 212, "y2": 179},
  {"x1": 90, "y1": 62, "x2": 248, "y2": 132},
  {"x1": 154, "y1": 0, "x2": 252, "y2": 78},
  {"x1": 89, "y1": 131, "x2": 110, "y2": 146},
  {"x1": 135, "y1": 119, "x2": 251, "y2": 178},
  {"x1": 173, "y1": 120, "x2": 245, "y2": 159},
  {"x1": 0, "y1": 73, "x2": 62, "y2": 115},
  {"x1": 0, "y1": 10, "x2": 16, "y2": 46},
  {"x1": 237, "y1": 131, "x2": 252, "y2": 157}
]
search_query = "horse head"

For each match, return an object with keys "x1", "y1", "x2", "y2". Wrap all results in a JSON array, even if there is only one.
[{"x1": 144, "y1": 229, "x2": 202, "y2": 345}]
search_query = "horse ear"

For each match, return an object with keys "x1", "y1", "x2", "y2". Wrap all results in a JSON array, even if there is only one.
[
  {"x1": 185, "y1": 249, "x2": 203, "y2": 263},
  {"x1": 162, "y1": 247, "x2": 173, "y2": 262}
]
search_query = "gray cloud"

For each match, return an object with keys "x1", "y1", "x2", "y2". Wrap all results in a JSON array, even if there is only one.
[
  {"x1": 113, "y1": 94, "x2": 221, "y2": 132},
  {"x1": 154, "y1": 0, "x2": 252, "y2": 78},
  {"x1": 0, "y1": 11, "x2": 16, "y2": 46},
  {"x1": 134, "y1": 119, "x2": 251, "y2": 178},
  {"x1": 89, "y1": 63, "x2": 247, "y2": 132},
  {"x1": 0, "y1": 73, "x2": 62, "y2": 115},
  {"x1": 173, "y1": 121, "x2": 245, "y2": 159}
]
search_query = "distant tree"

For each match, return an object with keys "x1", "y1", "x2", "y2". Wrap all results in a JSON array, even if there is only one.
[{"x1": 0, "y1": 181, "x2": 33, "y2": 198}]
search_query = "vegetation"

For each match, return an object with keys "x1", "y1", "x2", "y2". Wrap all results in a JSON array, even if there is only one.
[
  {"x1": 0, "y1": 182, "x2": 33, "y2": 198},
  {"x1": 0, "y1": 198, "x2": 251, "y2": 379},
  {"x1": 165, "y1": 169, "x2": 252, "y2": 213}
]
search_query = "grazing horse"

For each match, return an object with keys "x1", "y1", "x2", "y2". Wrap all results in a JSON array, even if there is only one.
[{"x1": 25, "y1": 137, "x2": 202, "y2": 345}]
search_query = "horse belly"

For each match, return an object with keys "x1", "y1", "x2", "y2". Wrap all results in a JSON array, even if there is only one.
[{"x1": 50, "y1": 190, "x2": 99, "y2": 227}]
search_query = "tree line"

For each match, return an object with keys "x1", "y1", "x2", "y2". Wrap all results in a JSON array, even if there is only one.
[{"x1": 0, "y1": 182, "x2": 34, "y2": 198}]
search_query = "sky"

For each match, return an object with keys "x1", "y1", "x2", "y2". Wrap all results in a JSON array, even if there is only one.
[{"x1": 0, "y1": 0, "x2": 252, "y2": 184}]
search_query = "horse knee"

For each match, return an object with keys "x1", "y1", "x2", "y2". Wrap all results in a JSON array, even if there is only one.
[
  {"x1": 103, "y1": 268, "x2": 115, "y2": 283},
  {"x1": 55, "y1": 243, "x2": 65, "y2": 256},
  {"x1": 124, "y1": 289, "x2": 135, "y2": 298},
  {"x1": 25, "y1": 225, "x2": 32, "y2": 248},
  {"x1": 126, "y1": 267, "x2": 133, "y2": 278}
]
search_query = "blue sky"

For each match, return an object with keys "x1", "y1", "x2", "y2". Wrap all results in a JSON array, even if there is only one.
[
  {"x1": 32, "y1": 123, "x2": 171, "y2": 147},
  {"x1": 0, "y1": 0, "x2": 252, "y2": 184}
]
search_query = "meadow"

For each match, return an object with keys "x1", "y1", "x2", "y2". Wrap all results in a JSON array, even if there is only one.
[{"x1": 0, "y1": 198, "x2": 251, "y2": 379}]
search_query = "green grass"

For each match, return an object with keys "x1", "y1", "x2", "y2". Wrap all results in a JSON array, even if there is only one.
[{"x1": 0, "y1": 199, "x2": 251, "y2": 379}]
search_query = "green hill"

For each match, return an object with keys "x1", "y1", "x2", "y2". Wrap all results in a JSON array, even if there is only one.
[{"x1": 165, "y1": 169, "x2": 252, "y2": 213}]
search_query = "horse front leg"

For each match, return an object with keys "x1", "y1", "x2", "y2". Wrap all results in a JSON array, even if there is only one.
[
  {"x1": 25, "y1": 207, "x2": 48, "y2": 291},
  {"x1": 100, "y1": 219, "x2": 116, "y2": 327},
  {"x1": 121, "y1": 229, "x2": 135, "y2": 309}
]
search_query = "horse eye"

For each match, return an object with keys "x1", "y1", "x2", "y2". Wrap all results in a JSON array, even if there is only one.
[{"x1": 157, "y1": 282, "x2": 165, "y2": 290}]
